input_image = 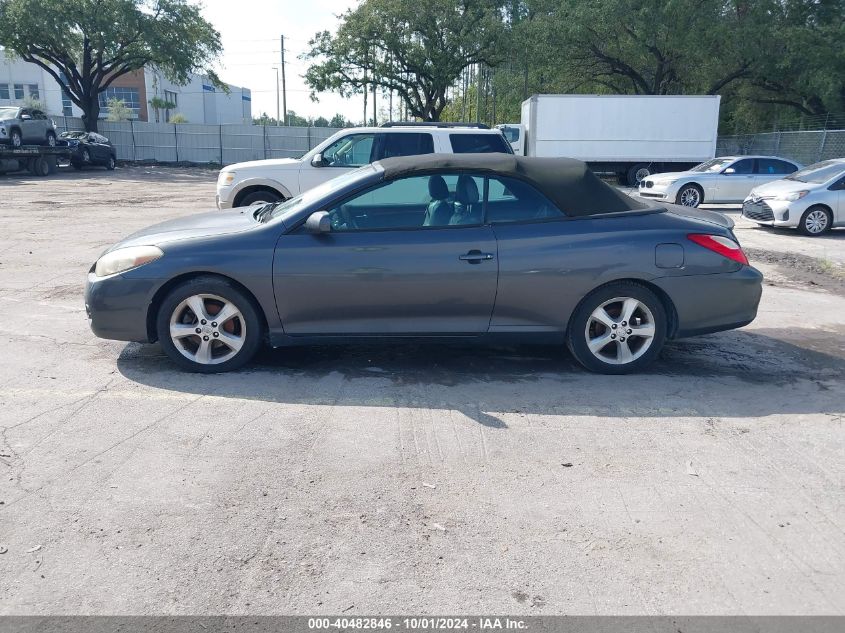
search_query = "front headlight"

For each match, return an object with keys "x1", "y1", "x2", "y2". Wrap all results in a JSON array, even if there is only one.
[
  {"x1": 654, "y1": 179, "x2": 677, "y2": 187},
  {"x1": 775, "y1": 190, "x2": 809, "y2": 202},
  {"x1": 218, "y1": 171, "x2": 236, "y2": 186},
  {"x1": 94, "y1": 245, "x2": 163, "y2": 277}
]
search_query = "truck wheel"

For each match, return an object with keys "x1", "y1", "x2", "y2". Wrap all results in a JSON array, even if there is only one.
[
  {"x1": 239, "y1": 190, "x2": 283, "y2": 206},
  {"x1": 10, "y1": 129, "x2": 22, "y2": 148},
  {"x1": 626, "y1": 163, "x2": 651, "y2": 186},
  {"x1": 31, "y1": 156, "x2": 49, "y2": 177}
]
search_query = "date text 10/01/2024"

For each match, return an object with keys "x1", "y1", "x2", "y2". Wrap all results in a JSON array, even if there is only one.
[{"x1": 307, "y1": 618, "x2": 528, "y2": 630}]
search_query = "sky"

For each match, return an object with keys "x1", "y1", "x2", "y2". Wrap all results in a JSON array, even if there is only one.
[{"x1": 201, "y1": 0, "x2": 382, "y2": 123}]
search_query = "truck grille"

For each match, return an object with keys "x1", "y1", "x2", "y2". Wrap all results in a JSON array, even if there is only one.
[{"x1": 742, "y1": 199, "x2": 774, "y2": 222}]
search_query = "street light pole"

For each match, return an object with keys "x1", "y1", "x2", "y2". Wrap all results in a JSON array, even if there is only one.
[{"x1": 280, "y1": 35, "x2": 288, "y2": 127}]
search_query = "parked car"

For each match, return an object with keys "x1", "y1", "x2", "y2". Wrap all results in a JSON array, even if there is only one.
[
  {"x1": 638, "y1": 155, "x2": 801, "y2": 207},
  {"x1": 216, "y1": 123, "x2": 514, "y2": 208},
  {"x1": 0, "y1": 106, "x2": 57, "y2": 147},
  {"x1": 87, "y1": 154, "x2": 762, "y2": 375},
  {"x1": 60, "y1": 131, "x2": 117, "y2": 170},
  {"x1": 743, "y1": 158, "x2": 845, "y2": 235}
]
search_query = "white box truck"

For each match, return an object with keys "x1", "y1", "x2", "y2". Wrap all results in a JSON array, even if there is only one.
[{"x1": 498, "y1": 94, "x2": 721, "y2": 186}]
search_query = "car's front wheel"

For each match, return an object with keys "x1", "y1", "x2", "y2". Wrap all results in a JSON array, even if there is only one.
[
  {"x1": 106, "y1": 155, "x2": 116, "y2": 170},
  {"x1": 567, "y1": 282, "x2": 667, "y2": 374},
  {"x1": 238, "y1": 190, "x2": 283, "y2": 206},
  {"x1": 798, "y1": 206, "x2": 832, "y2": 236},
  {"x1": 156, "y1": 277, "x2": 263, "y2": 373},
  {"x1": 675, "y1": 184, "x2": 703, "y2": 208}
]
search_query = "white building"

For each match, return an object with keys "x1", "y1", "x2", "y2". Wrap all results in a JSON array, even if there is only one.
[{"x1": 0, "y1": 49, "x2": 252, "y2": 124}]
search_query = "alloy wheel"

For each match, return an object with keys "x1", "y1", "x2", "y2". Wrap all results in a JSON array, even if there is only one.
[
  {"x1": 679, "y1": 187, "x2": 701, "y2": 207},
  {"x1": 635, "y1": 167, "x2": 651, "y2": 183},
  {"x1": 584, "y1": 297, "x2": 656, "y2": 365},
  {"x1": 169, "y1": 294, "x2": 247, "y2": 365},
  {"x1": 804, "y1": 209, "x2": 829, "y2": 234}
]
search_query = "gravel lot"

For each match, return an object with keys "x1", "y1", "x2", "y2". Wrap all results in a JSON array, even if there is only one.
[{"x1": 1, "y1": 166, "x2": 843, "y2": 615}]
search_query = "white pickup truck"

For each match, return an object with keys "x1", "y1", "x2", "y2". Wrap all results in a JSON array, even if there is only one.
[{"x1": 216, "y1": 123, "x2": 513, "y2": 208}]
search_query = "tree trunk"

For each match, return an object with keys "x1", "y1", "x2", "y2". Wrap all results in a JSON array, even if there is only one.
[{"x1": 82, "y1": 92, "x2": 101, "y2": 132}]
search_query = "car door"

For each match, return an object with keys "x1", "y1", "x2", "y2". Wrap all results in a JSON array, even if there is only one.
[
  {"x1": 90, "y1": 133, "x2": 110, "y2": 161},
  {"x1": 298, "y1": 132, "x2": 378, "y2": 193},
  {"x1": 716, "y1": 158, "x2": 756, "y2": 202},
  {"x1": 18, "y1": 108, "x2": 36, "y2": 142},
  {"x1": 31, "y1": 110, "x2": 48, "y2": 141},
  {"x1": 273, "y1": 173, "x2": 498, "y2": 334}
]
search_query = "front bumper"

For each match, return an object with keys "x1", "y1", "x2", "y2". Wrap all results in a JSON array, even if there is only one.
[
  {"x1": 638, "y1": 181, "x2": 681, "y2": 202},
  {"x1": 742, "y1": 197, "x2": 804, "y2": 228},
  {"x1": 653, "y1": 266, "x2": 763, "y2": 338},
  {"x1": 85, "y1": 271, "x2": 159, "y2": 342},
  {"x1": 216, "y1": 187, "x2": 234, "y2": 209}
]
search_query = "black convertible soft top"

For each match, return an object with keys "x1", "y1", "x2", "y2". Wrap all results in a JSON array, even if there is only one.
[{"x1": 375, "y1": 153, "x2": 647, "y2": 216}]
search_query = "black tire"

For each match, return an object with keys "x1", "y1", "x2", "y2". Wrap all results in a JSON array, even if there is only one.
[
  {"x1": 566, "y1": 281, "x2": 667, "y2": 375},
  {"x1": 71, "y1": 160, "x2": 83, "y2": 170},
  {"x1": 675, "y1": 183, "x2": 703, "y2": 208},
  {"x1": 46, "y1": 131, "x2": 56, "y2": 147},
  {"x1": 238, "y1": 189, "x2": 283, "y2": 207},
  {"x1": 626, "y1": 163, "x2": 651, "y2": 187},
  {"x1": 32, "y1": 156, "x2": 49, "y2": 177},
  {"x1": 10, "y1": 129, "x2": 22, "y2": 148},
  {"x1": 106, "y1": 155, "x2": 116, "y2": 170},
  {"x1": 797, "y1": 205, "x2": 832, "y2": 236},
  {"x1": 156, "y1": 276, "x2": 264, "y2": 373}
]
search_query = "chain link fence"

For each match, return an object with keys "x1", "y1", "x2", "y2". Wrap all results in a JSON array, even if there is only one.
[
  {"x1": 716, "y1": 129, "x2": 845, "y2": 166},
  {"x1": 52, "y1": 116, "x2": 344, "y2": 165}
]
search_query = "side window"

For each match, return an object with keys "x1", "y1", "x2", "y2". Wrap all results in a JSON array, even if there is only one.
[
  {"x1": 19, "y1": 108, "x2": 30, "y2": 118},
  {"x1": 486, "y1": 176, "x2": 564, "y2": 224},
  {"x1": 379, "y1": 133, "x2": 434, "y2": 159},
  {"x1": 320, "y1": 133, "x2": 376, "y2": 168},
  {"x1": 326, "y1": 173, "x2": 483, "y2": 231},
  {"x1": 32, "y1": 110, "x2": 45, "y2": 120},
  {"x1": 757, "y1": 158, "x2": 795, "y2": 175},
  {"x1": 449, "y1": 133, "x2": 511, "y2": 154},
  {"x1": 729, "y1": 159, "x2": 753, "y2": 175}
]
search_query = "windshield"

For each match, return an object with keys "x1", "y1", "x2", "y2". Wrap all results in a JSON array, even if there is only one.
[
  {"x1": 269, "y1": 165, "x2": 378, "y2": 221},
  {"x1": 690, "y1": 158, "x2": 735, "y2": 173},
  {"x1": 786, "y1": 160, "x2": 845, "y2": 184},
  {"x1": 61, "y1": 131, "x2": 88, "y2": 139},
  {"x1": 0, "y1": 107, "x2": 20, "y2": 119}
]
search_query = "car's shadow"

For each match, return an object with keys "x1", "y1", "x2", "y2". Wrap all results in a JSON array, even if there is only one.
[{"x1": 117, "y1": 326, "x2": 845, "y2": 427}]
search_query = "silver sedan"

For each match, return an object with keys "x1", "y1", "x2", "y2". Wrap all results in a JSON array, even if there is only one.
[{"x1": 638, "y1": 155, "x2": 801, "y2": 207}]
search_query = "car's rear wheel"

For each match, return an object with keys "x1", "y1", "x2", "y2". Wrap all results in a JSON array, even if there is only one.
[
  {"x1": 676, "y1": 184, "x2": 703, "y2": 208},
  {"x1": 567, "y1": 282, "x2": 667, "y2": 374},
  {"x1": 156, "y1": 277, "x2": 263, "y2": 373},
  {"x1": 106, "y1": 155, "x2": 116, "y2": 170},
  {"x1": 238, "y1": 190, "x2": 283, "y2": 206},
  {"x1": 798, "y1": 206, "x2": 831, "y2": 236},
  {"x1": 46, "y1": 131, "x2": 56, "y2": 147}
]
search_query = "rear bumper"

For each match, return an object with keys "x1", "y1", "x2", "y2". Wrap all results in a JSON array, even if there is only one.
[
  {"x1": 85, "y1": 272, "x2": 158, "y2": 342},
  {"x1": 654, "y1": 266, "x2": 763, "y2": 338}
]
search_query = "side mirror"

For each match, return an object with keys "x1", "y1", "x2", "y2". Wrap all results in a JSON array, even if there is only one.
[
  {"x1": 304, "y1": 211, "x2": 331, "y2": 234},
  {"x1": 723, "y1": 167, "x2": 736, "y2": 175},
  {"x1": 311, "y1": 153, "x2": 325, "y2": 167},
  {"x1": 20, "y1": 114, "x2": 31, "y2": 120}
]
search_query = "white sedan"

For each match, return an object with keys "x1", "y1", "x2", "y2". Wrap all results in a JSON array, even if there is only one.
[
  {"x1": 638, "y1": 155, "x2": 801, "y2": 207},
  {"x1": 743, "y1": 158, "x2": 845, "y2": 236}
]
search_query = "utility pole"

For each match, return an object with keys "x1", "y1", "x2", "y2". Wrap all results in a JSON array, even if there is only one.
[
  {"x1": 280, "y1": 35, "x2": 287, "y2": 126},
  {"x1": 273, "y1": 67, "x2": 280, "y2": 126}
]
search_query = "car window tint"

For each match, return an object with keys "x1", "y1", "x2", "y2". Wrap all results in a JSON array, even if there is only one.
[
  {"x1": 380, "y1": 133, "x2": 434, "y2": 159},
  {"x1": 449, "y1": 133, "x2": 511, "y2": 154},
  {"x1": 327, "y1": 173, "x2": 482, "y2": 231},
  {"x1": 730, "y1": 159, "x2": 753, "y2": 174},
  {"x1": 321, "y1": 133, "x2": 376, "y2": 168},
  {"x1": 486, "y1": 176, "x2": 565, "y2": 223},
  {"x1": 757, "y1": 158, "x2": 795, "y2": 175}
]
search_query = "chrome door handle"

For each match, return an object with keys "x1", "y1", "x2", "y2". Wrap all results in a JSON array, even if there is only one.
[{"x1": 459, "y1": 250, "x2": 495, "y2": 264}]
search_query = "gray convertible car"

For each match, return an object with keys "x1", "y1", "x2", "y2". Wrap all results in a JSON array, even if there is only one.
[{"x1": 86, "y1": 154, "x2": 762, "y2": 374}]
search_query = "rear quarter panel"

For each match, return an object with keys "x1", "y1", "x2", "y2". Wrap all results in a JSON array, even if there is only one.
[{"x1": 489, "y1": 211, "x2": 740, "y2": 331}]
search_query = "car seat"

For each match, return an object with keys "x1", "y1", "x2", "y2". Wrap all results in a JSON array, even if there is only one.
[
  {"x1": 424, "y1": 175, "x2": 453, "y2": 226},
  {"x1": 450, "y1": 175, "x2": 482, "y2": 225}
]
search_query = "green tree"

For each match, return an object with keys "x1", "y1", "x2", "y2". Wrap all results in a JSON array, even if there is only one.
[
  {"x1": 106, "y1": 97, "x2": 132, "y2": 121},
  {"x1": 304, "y1": 0, "x2": 507, "y2": 121},
  {"x1": 148, "y1": 96, "x2": 176, "y2": 123},
  {"x1": 0, "y1": 0, "x2": 222, "y2": 131}
]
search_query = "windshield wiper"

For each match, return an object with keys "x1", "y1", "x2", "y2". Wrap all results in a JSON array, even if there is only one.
[{"x1": 252, "y1": 203, "x2": 276, "y2": 223}]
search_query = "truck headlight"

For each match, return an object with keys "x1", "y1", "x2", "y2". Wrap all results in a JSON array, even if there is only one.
[
  {"x1": 218, "y1": 171, "x2": 236, "y2": 186},
  {"x1": 94, "y1": 245, "x2": 163, "y2": 277},
  {"x1": 775, "y1": 190, "x2": 809, "y2": 202}
]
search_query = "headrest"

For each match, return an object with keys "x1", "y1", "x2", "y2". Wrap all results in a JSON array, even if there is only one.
[
  {"x1": 456, "y1": 175, "x2": 479, "y2": 204},
  {"x1": 428, "y1": 175, "x2": 449, "y2": 200}
]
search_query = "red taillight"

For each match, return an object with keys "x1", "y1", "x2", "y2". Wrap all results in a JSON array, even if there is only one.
[{"x1": 687, "y1": 233, "x2": 748, "y2": 265}]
